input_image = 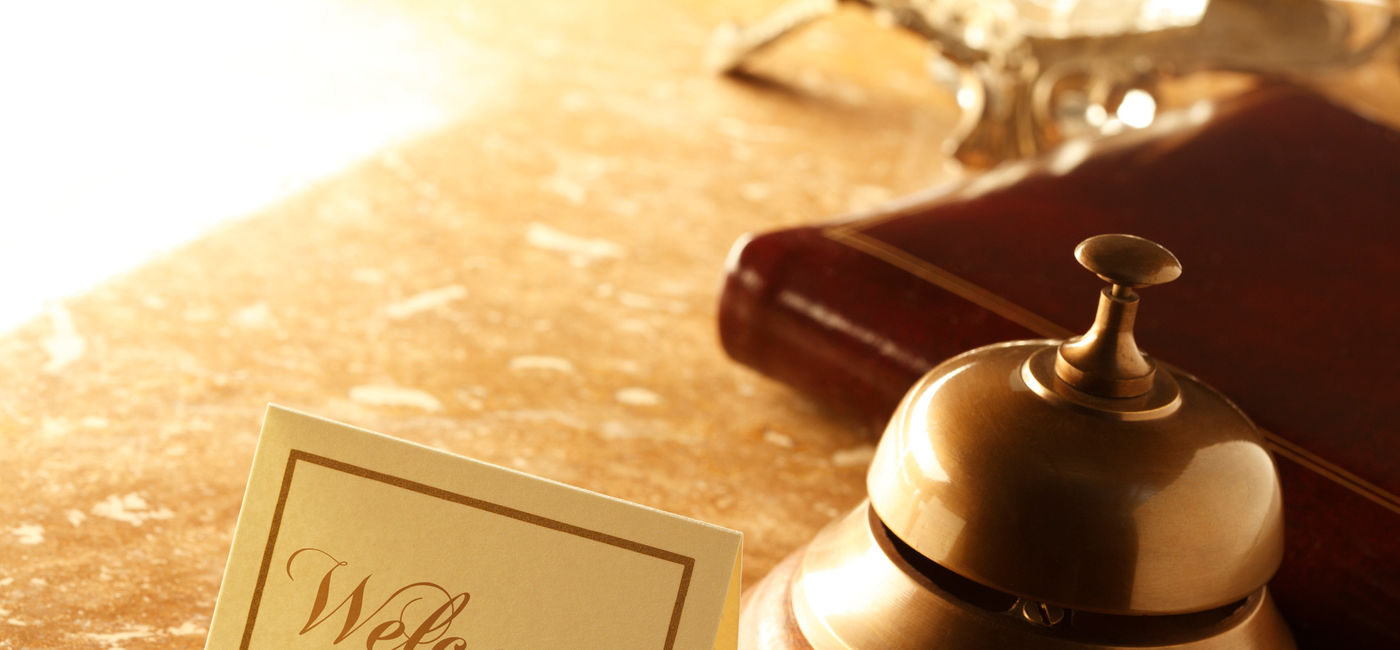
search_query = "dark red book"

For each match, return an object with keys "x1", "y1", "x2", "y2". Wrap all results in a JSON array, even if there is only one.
[{"x1": 719, "y1": 84, "x2": 1400, "y2": 649}]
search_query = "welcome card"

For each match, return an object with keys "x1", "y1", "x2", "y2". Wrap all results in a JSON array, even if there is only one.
[{"x1": 207, "y1": 406, "x2": 741, "y2": 649}]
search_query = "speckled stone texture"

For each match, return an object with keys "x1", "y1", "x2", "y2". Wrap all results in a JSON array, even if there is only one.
[{"x1": 0, "y1": 1, "x2": 951, "y2": 646}]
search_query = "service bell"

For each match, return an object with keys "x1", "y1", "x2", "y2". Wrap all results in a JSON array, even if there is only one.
[{"x1": 739, "y1": 234, "x2": 1295, "y2": 648}]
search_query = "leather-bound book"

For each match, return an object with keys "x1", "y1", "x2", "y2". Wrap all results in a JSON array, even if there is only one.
[{"x1": 719, "y1": 84, "x2": 1399, "y2": 649}]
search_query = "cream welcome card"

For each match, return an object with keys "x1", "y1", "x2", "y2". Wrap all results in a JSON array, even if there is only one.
[{"x1": 207, "y1": 405, "x2": 741, "y2": 649}]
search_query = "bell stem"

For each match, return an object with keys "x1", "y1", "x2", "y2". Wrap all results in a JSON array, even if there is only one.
[{"x1": 1054, "y1": 286, "x2": 1155, "y2": 398}]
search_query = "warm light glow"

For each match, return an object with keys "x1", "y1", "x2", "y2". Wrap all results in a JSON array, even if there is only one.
[
  {"x1": 956, "y1": 86, "x2": 979, "y2": 110},
  {"x1": 1047, "y1": 138, "x2": 1094, "y2": 175},
  {"x1": 1084, "y1": 103, "x2": 1109, "y2": 127},
  {"x1": 1117, "y1": 88, "x2": 1157, "y2": 128},
  {"x1": 799, "y1": 525, "x2": 898, "y2": 616},
  {"x1": 0, "y1": 1, "x2": 510, "y2": 333},
  {"x1": 1140, "y1": 0, "x2": 1210, "y2": 25},
  {"x1": 1021, "y1": 0, "x2": 1208, "y2": 37}
]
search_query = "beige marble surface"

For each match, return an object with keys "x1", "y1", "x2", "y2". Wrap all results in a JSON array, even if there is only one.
[{"x1": 0, "y1": 1, "x2": 954, "y2": 646}]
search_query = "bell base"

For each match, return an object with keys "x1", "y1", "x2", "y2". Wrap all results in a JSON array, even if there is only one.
[
  {"x1": 740, "y1": 502, "x2": 1296, "y2": 650},
  {"x1": 739, "y1": 550, "x2": 813, "y2": 650}
]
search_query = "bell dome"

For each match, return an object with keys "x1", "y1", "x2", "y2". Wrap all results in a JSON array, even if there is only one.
[{"x1": 866, "y1": 234, "x2": 1284, "y2": 615}]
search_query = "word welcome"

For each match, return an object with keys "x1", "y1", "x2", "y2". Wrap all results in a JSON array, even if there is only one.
[{"x1": 285, "y1": 547, "x2": 472, "y2": 649}]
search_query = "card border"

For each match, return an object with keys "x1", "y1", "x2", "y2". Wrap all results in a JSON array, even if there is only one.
[{"x1": 239, "y1": 449, "x2": 697, "y2": 649}]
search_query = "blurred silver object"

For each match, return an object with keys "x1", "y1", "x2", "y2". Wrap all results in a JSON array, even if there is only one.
[{"x1": 709, "y1": 0, "x2": 1400, "y2": 167}]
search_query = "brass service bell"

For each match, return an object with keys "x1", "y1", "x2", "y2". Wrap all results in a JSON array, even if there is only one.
[{"x1": 739, "y1": 234, "x2": 1295, "y2": 648}]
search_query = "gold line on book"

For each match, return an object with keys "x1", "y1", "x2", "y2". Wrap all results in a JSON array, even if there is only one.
[
  {"x1": 824, "y1": 224, "x2": 1400, "y2": 516},
  {"x1": 1263, "y1": 434, "x2": 1400, "y2": 516},
  {"x1": 825, "y1": 224, "x2": 1072, "y2": 339}
]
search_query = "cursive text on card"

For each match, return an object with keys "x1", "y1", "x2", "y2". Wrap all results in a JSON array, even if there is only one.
[{"x1": 285, "y1": 547, "x2": 471, "y2": 649}]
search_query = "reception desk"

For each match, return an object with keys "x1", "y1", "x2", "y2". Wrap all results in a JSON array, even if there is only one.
[{"x1": 0, "y1": 1, "x2": 1394, "y2": 647}]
